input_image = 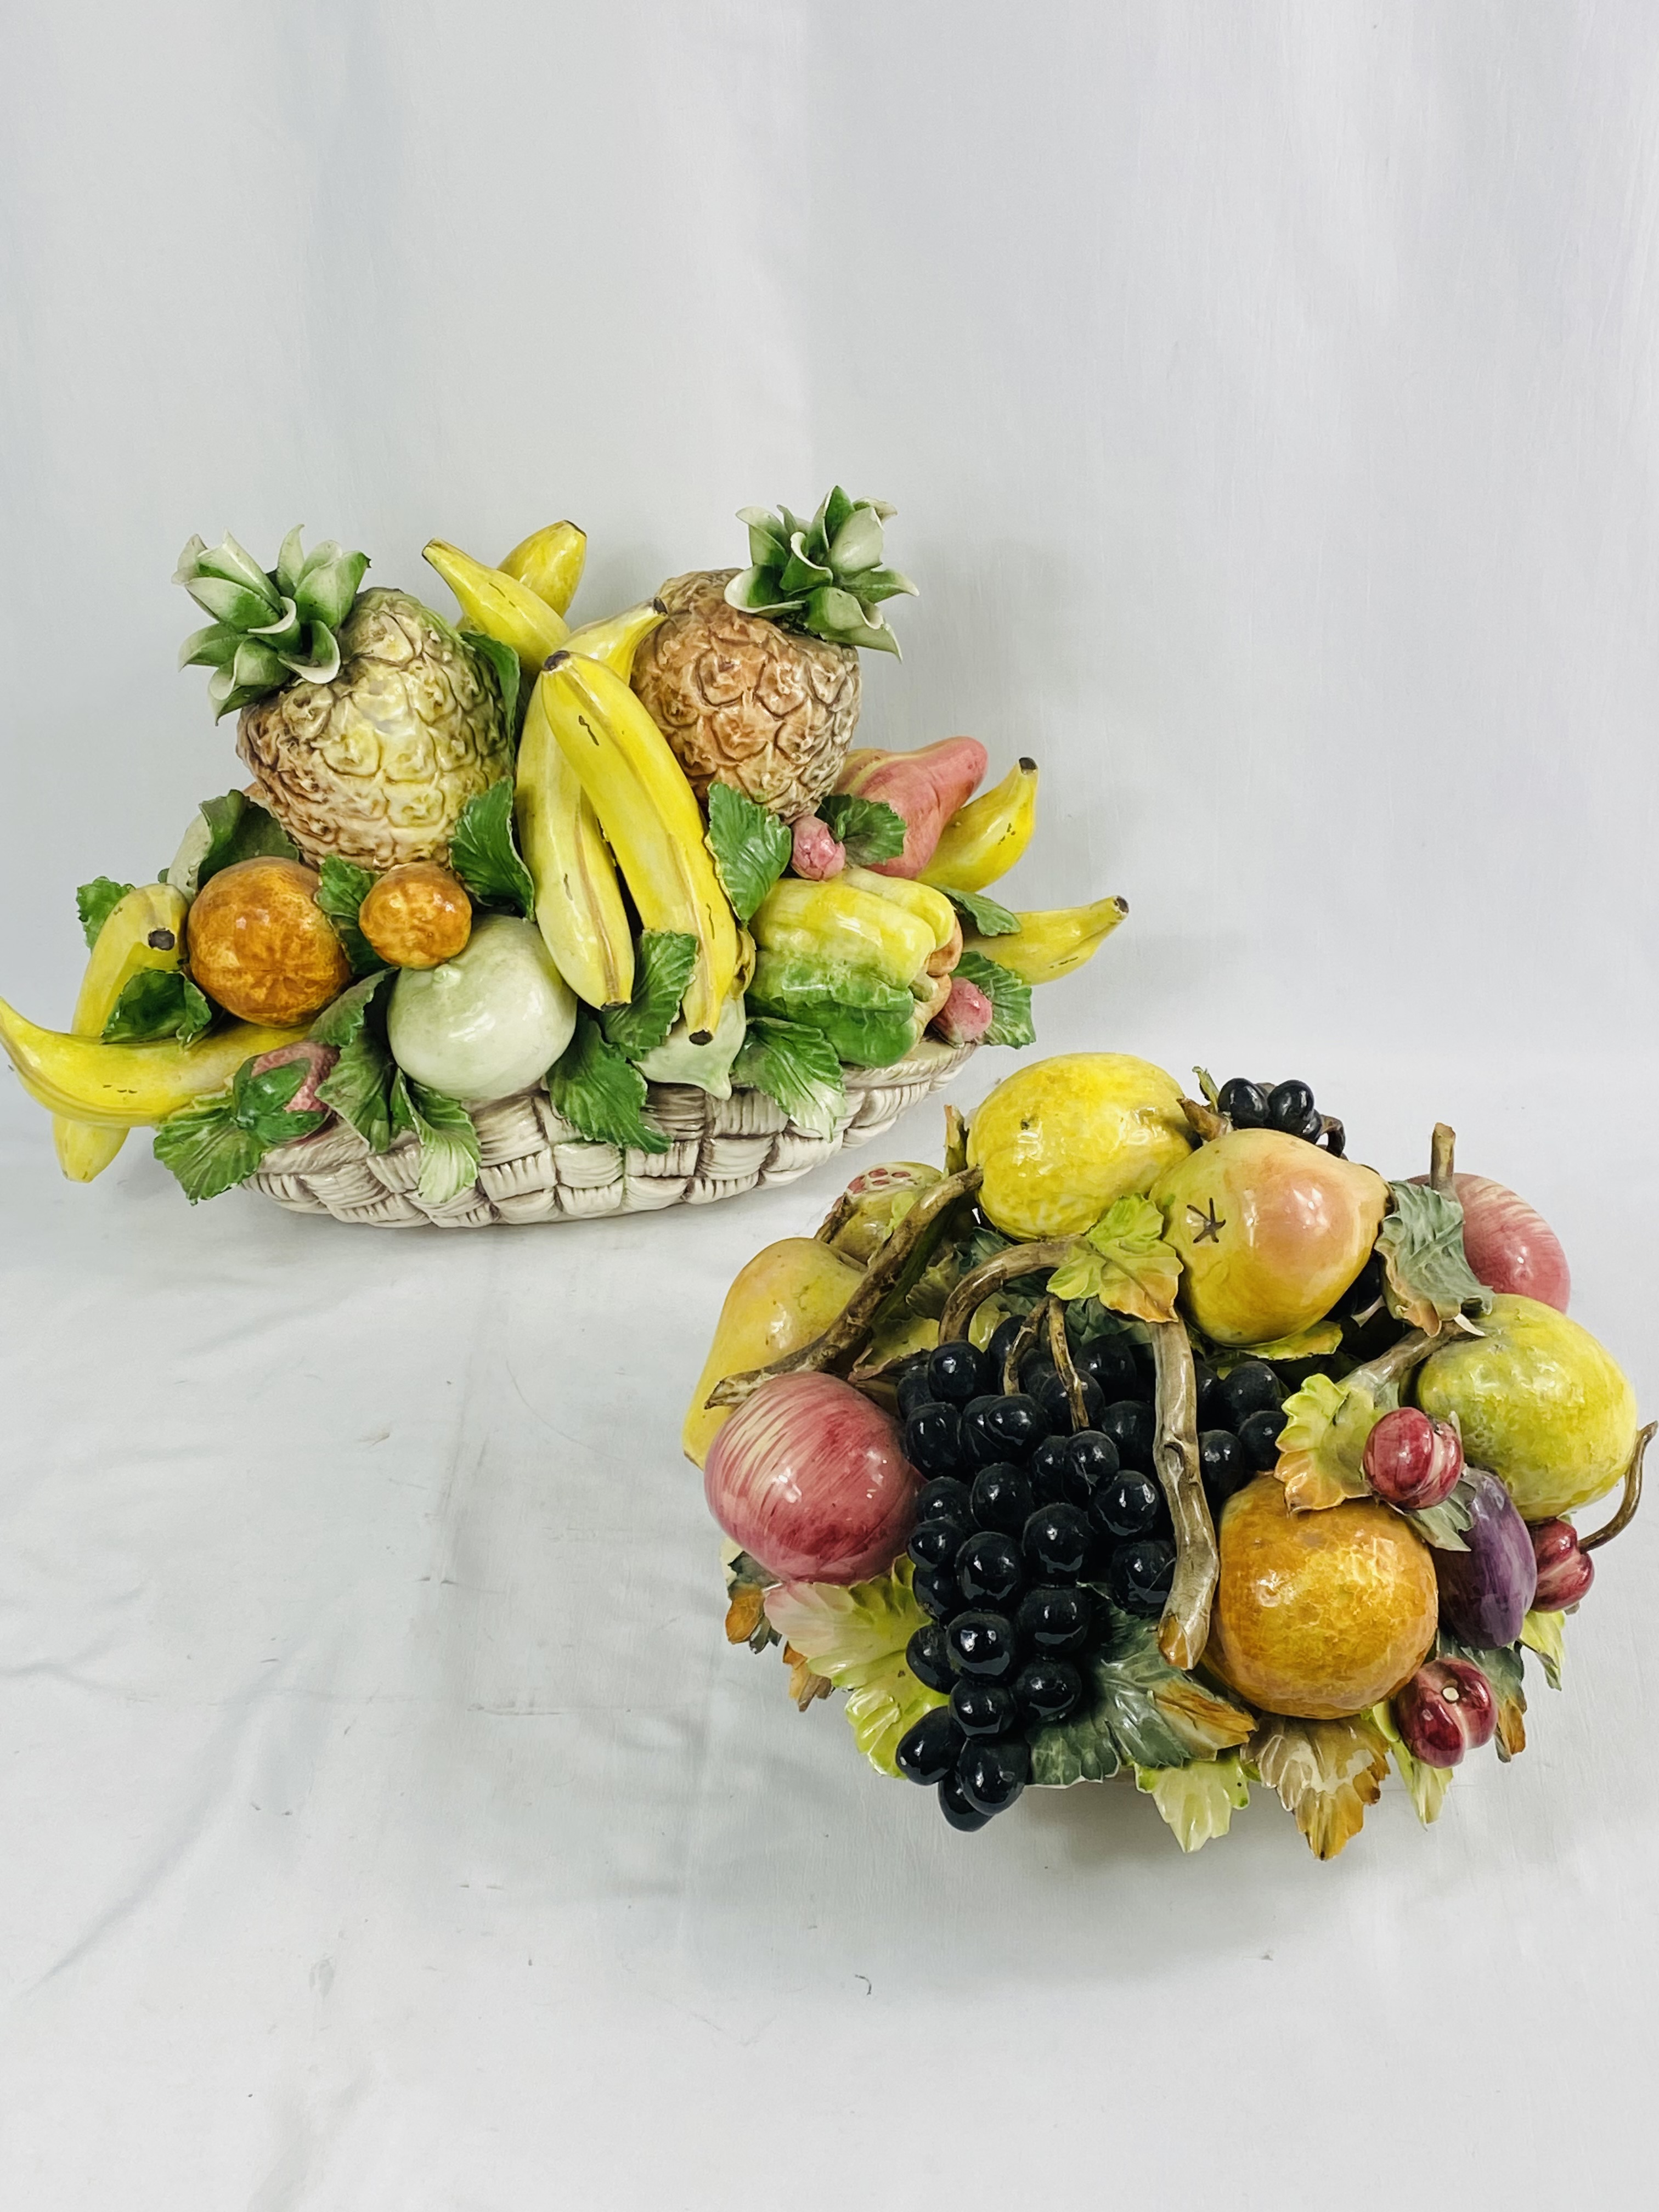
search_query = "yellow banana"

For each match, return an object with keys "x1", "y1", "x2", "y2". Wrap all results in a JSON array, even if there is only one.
[
  {"x1": 53, "y1": 883, "x2": 190, "y2": 1180},
  {"x1": 837, "y1": 865, "x2": 958, "y2": 953},
  {"x1": 499, "y1": 521, "x2": 586, "y2": 616},
  {"x1": 562, "y1": 600, "x2": 667, "y2": 684},
  {"x1": 963, "y1": 895, "x2": 1128, "y2": 984},
  {"x1": 921, "y1": 757, "x2": 1039, "y2": 891},
  {"x1": 751, "y1": 878, "x2": 935, "y2": 990},
  {"x1": 1, "y1": 999, "x2": 305, "y2": 1128},
  {"x1": 422, "y1": 539, "x2": 569, "y2": 681},
  {"x1": 515, "y1": 673, "x2": 634, "y2": 1008},
  {"x1": 539, "y1": 652, "x2": 738, "y2": 1037}
]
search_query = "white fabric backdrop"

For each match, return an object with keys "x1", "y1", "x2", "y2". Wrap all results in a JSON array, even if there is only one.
[{"x1": 2, "y1": 4, "x2": 1656, "y2": 2204}]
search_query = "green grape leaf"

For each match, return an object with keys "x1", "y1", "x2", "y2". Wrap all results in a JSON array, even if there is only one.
[
  {"x1": 1370, "y1": 1702, "x2": 1455, "y2": 1825},
  {"x1": 388, "y1": 1071, "x2": 481, "y2": 1205},
  {"x1": 1436, "y1": 1627, "x2": 1527, "y2": 1759},
  {"x1": 76, "y1": 877, "x2": 134, "y2": 950},
  {"x1": 732, "y1": 1014, "x2": 848, "y2": 1141},
  {"x1": 1274, "y1": 1374, "x2": 1379, "y2": 1512},
  {"x1": 152, "y1": 1053, "x2": 326, "y2": 1204},
  {"x1": 195, "y1": 790, "x2": 301, "y2": 888},
  {"x1": 1521, "y1": 1608, "x2": 1566, "y2": 1691},
  {"x1": 1379, "y1": 1181, "x2": 1493, "y2": 1335},
  {"x1": 1250, "y1": 1711, "x2": 1391, "y2": 1858},
  {"x1": 547, "y1": 1010, "x2": 670, "y2": 1153},
  {"x1": 101, "y1": 970, "x2": 215, "y2": 1045},
  {"x1": 1046, "y1": 1195, "x2": 1182, "y2": 1323},
  {"x1": 941, "y1": 885, "x2": 1020, "y2": 937},
  {"x1": 313, "y1": 856, "x2": 380, "y2": 974},
  {"x1": 1029, "y1": 1610, "x2": 1252, "y2": 1784},
  {"x1": 307, "y1": 969, "x2": 391, "y2": 1047},
  {"x1": 1404, "y1": 1472, "x2": 1478, "y2": 1553},
  {"x1": 1234, "y1": 1319, "x2": 1346, "y2": 1362},
  {"x1": 460, "y1": 628, "x2": 521, "y2": 741},
  {"x1": 953, "y1": 949, "x2": 1035, "y2": 1048},
  {"x1": 449, "y1": 780, "x2": 534, "y2": 917},
  {"x1": 764, "y1": 1560, "x2": 944, "y2": 1776},
  {"x1": 706, "y1": 781, "x2": 791, "y2": 921},
  {"x1": 1133, "y1": 1755, "x2": 1251, "y2": 1852},
  {"x1": 599, "y1": 930, "x2": 698, "y2": 1058},
  {"x1": 815, "y1": 792, "x2": 907, "y2": 868}
]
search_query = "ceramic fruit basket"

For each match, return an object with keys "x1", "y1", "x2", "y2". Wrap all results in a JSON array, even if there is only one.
[
  {"x1": 0, "y1": 495, "x2": 1126, "y2": 1223},
  {"x1": 691, "y1": 1053, "x2": 1649, "y2": 1857}
]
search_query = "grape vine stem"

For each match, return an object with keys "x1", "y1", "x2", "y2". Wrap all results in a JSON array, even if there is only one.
[
  {"x1": 706, "y1": 1165, "x2": 983, "y2": 1408},
  {"x1": 1148, "y1": 1316, "x2": 1219, "y2": 1670},
  {"x1": 1580, "y1": 1421, "x2": 1652, "y2": 1554}
]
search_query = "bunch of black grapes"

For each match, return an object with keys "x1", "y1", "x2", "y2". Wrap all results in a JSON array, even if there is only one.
[
  {"x1": 1216, "y1": 1074, "x2": 1342, "y2": 1153},
  {"x1": 893, "y1": 1326, "x2": 1298, "y2": 1835}
]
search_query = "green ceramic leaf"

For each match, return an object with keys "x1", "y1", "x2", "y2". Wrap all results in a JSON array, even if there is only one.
[
  {"x1": 600, "y1": 931, "x2": 698, "y2": 1058},
  {"x1": 449, "y1": 780, "x2": 534, "y2": 917},
  {"x1": 314, "y1": 856, "x2": 380, "y2": 975},
  {"x1": 391, "y1": 1074, "x2": 481, "y2": 1206},
  {"x1": 548, "y1": 1011, "x2": 670, "y2": 1153},
  {"x1": 732, "y1": 1015, "x2": 847, "y2": 1141},
  {"x1": 76, "y1": 877, "x2": 135, "y2": 951},
  {"x1": 100, "y1": 970, "x2": 215, "y2": 1045},
  {"x1": 815, "y1": 792, "x2": 907, "y2": 867},
  {"x1": 952, "y1": 950, "x2": 1035, "y2": 1049},
  {"x1": 706, "y1": 781, "x2": 792, "y2": 922},
  {"x1": 1133, "y1": 1756, "x2": 1251, "y2": 1850},
  {"x1": 941, "y1": 886, "x2": 1020, "y2": 936},
  {"x1": 1379, "y1": 1181, "x2": 1493, "y2": 1333}
]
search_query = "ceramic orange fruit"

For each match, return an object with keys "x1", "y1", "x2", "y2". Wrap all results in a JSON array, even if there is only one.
[
  {"x1": 1204, "y1": 1477, "x2": 1438, "y2": 1719},
  {"x1": 359, "y1": 861, "x2": 472, "y2": 969},
  {"x1": 185, "y1": 857, "x2": 351, "y2": 1025}
]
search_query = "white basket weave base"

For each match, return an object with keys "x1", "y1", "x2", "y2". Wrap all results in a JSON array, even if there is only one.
[{"x1": 250, "y1": 1039, "x2": 977, "y2": 1228}]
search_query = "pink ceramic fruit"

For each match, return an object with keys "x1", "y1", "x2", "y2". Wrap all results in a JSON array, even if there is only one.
[
  {"x1": 703, "y1": 1372, "x2": 918, "y2": 1583},
  {"x1": 1432, "y1": 1471, "x2": 1537, "y2": 1647},
  {"x1": 834, "y1": 737, "x2": 989, "y2": 879},
  {"x1": 933, "y1": 976, "x2": 994, "y2": 1047},
  {"x1": 1530, "y1": 1518, "x2": 1595, "y2": 1610},
  {"x1": 1395, "y1": 1658, "x2": 1498, "y2": 1768},
  {"x1": 1412, "y1": 1171, "x2": 1571, "y2": 1312},
  {"x1": 1362, "y1": 1407, "x2": 1464, "y2": 1511}
]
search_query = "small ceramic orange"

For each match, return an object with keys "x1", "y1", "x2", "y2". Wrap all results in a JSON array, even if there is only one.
[
  {"x1": 186, "y1": 858, "x2": 351, "y2": 1025},
  {"x1": 359, "y1": 862, "x2": 473, "y2": 969},
  {"x1": 1203, "y1": 1476, "x2": 1438, "y2": 1720}
]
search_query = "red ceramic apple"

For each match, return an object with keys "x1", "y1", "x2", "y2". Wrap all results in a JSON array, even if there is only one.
[
  {"x1": 704, "y1": 1372, "x2": 918, "y2": 1584},
  {"x1": 1413, "y1": 1171, "x2": 1570, "y2": 1311}
]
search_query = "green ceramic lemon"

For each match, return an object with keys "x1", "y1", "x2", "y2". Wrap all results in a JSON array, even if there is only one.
[{"x1": 1415, "y1": 1293, "x2": 1638, "y2": 1520}]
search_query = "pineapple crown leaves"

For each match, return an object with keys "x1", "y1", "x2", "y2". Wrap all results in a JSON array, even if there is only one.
[
  {"x1": 725, "y1": 486, "x2": 917, "y2": 657},
  {"x1": 177, "y1": 527, "x2": 370, "y2": 718}
]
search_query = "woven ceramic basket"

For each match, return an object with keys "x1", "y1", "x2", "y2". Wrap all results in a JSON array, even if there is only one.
[{"x1": 250, "y1": 1039, "x2": 978, "y2": 1228}]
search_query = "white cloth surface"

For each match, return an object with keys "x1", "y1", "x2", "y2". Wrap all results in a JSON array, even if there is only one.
[{"x1": 2, "y1": 4, "x2": 1657, "y2": 2205}]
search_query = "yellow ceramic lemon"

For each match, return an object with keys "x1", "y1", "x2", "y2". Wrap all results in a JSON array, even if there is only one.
[
  {"x1": 682, "y1": 1238, "x2": 864, "y2": 1467},
  {"x1": 1204, "y1": 1477, "x2": 1438, "y2": 1720},
  {"x1": 967, "y1": 1053, "x2": 1193, "y2": 1242},
  {"x1": 1417, "y1": 1293, "x2": 1639, "y2": 1520}
]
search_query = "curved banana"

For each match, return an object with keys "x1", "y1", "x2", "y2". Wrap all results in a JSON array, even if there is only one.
[
  {"x1": 539, "y1": 652, "x2": 738, "y2": 1037},
  {"x1": 54, "y1": 883, "x2": 190, "y2": 1180},
  {"x1": 921, "y1": 757, "x2": 1039, "y2": 891},
  {"x1": 1, "y1": 1000, "x2": 305, "y2": 1128},
  {"x1": 562, "y1": 600, "x2": 667, "y2": 684},
  {"x1": 515, "y1": 673, "x2": 634, "y2": 1008},
  {"x1": 751, "y1": 879, "x2": 935, "y2": 991},
  {"x1": 963, "y1": 895, "x2": 1128, "y2": 984},
  {"x1": 422, "y1": 540, "x2": 568, "y2": 680},
  {"x1": 499, "y1": 521, "x2": 586, "y2": 616}
]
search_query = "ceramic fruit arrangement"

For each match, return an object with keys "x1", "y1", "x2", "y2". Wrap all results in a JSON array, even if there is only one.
[
  {"x1": 0, "y1": 495, "x2": 1126, "y2": 1210},
  {"x1": 692, "y1": 1059, "x2": 1649, "y2": 1857}
]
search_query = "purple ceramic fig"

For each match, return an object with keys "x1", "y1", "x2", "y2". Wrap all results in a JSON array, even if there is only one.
[{"x1": 1432, "y1": 1471, "x2": 1538, "y2": 1647}]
